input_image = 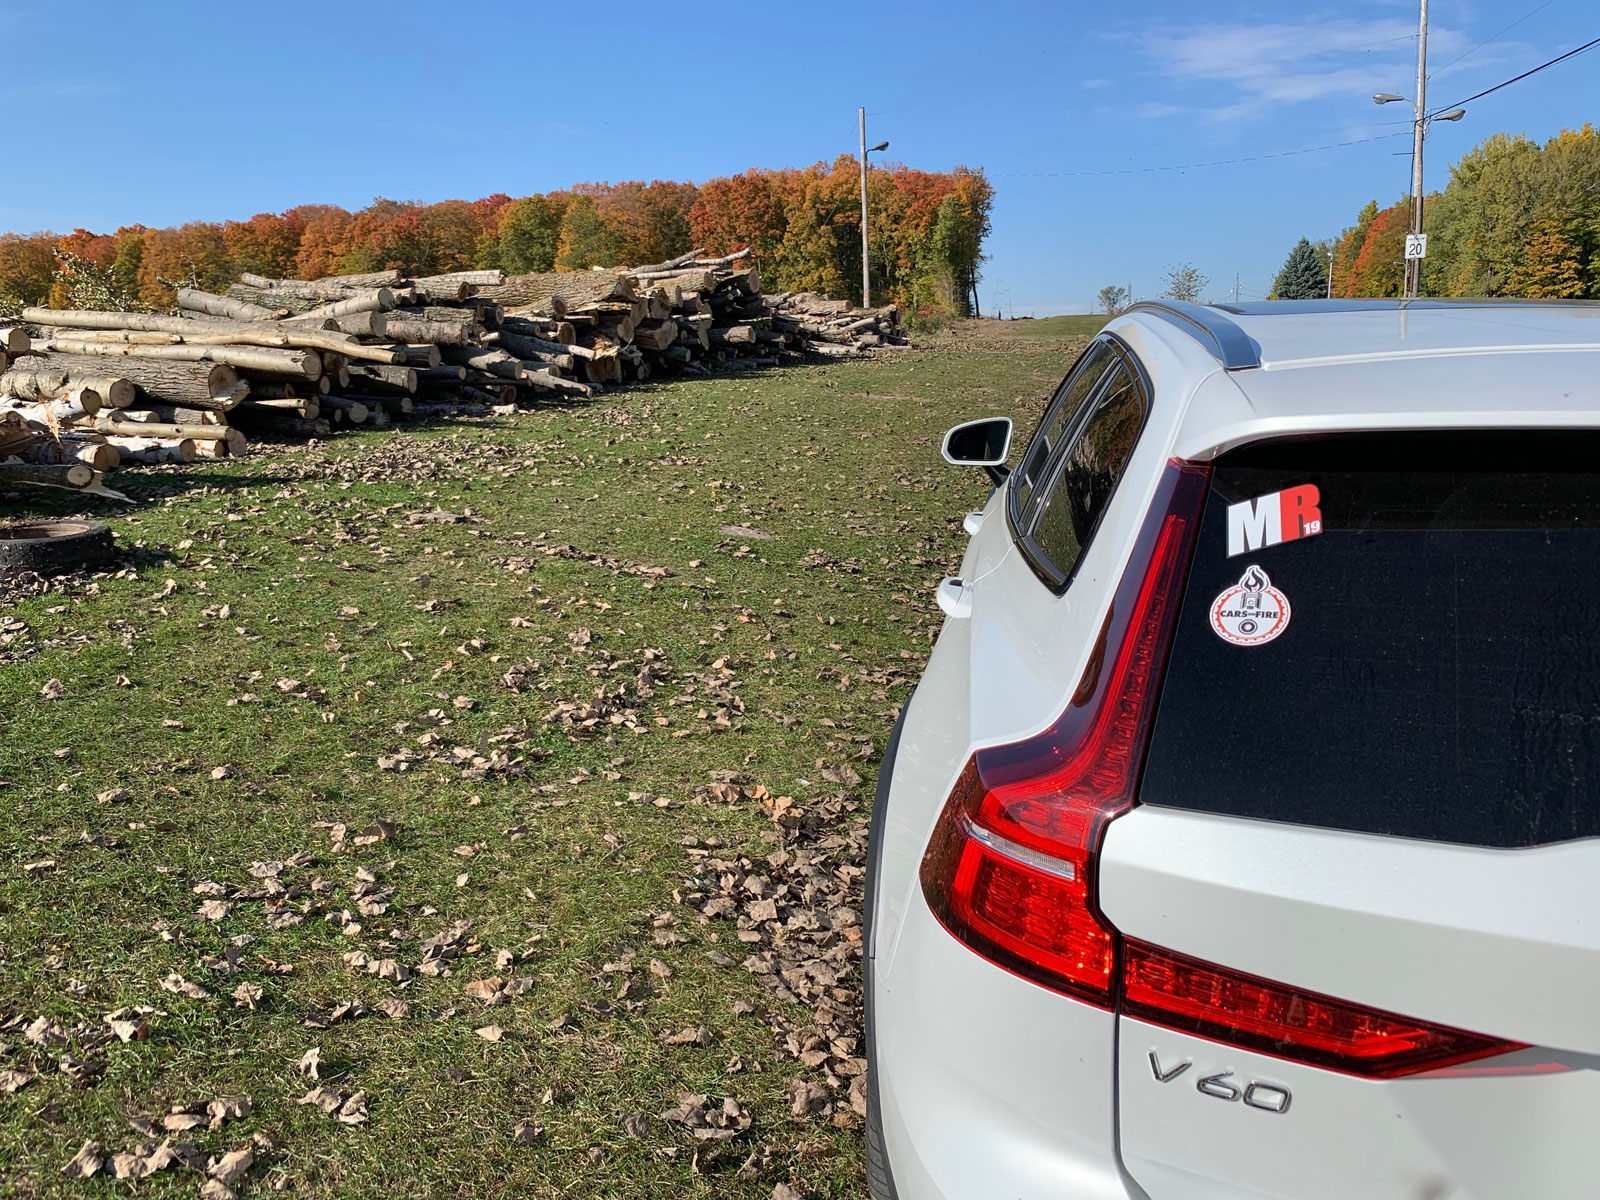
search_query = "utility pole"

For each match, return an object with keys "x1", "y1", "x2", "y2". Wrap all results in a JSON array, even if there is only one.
[
  {"x1": 1234, "y1": 273, "x2": 1241, "y2": 304},
  {"x1": 1404, "y1": 0, "x2": 1429, "y2": 299},
  {"x1": 1327, "y1": 250, "x2": 1335, "y2": 299},
  {"x1": 858, "y1": 107, "x2": 871, "y2": 309}
]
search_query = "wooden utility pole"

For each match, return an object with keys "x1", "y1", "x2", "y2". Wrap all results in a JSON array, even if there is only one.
[
  {"x1": 859, "y1": 107, "x2": 871, "y2": 308},
  {"x1": 1405, "y1": 0, "x2": 1429, "y2": 299}
]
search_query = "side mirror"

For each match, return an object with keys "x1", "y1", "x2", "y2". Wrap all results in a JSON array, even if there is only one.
[{"x1": 942, "y1": 417, "x2": 1013, "y2": 486}]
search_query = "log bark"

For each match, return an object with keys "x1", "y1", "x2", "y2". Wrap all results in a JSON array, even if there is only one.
[
  {"x1": 283, "y1": 311, "x2": 387, "y2": 338},
  {"x1": 238, "y1": 273, "x2": 358, "y2": 300},
  {"x1": 489, "y1": 329, "x2": 596, "y2": 361},
  {"x1": 711, "y1": 325, "x2": 757, "y2": 347},
  {"x1": 440, "y1": 346, "x2": 527, "y2": 381},
  {"x1": 476, "y1": 271, "x2": 634, "y2": 311},
  {"x1": 92, "y1": 414, "x2": 245, "y2": 453},
  {"x1": 314, "y1": 270, "x2": 402, "y2": 289},
  {"x1": 0, "y1": 461, "x2": 94, "y2": 489},
  {"x1": 318, "y1": 395, "x2": 369, "y2": 423},
  {"x1": 0, "y1": 325, "x2": 30, "y2": 355},
  {"x1": 21, "y1": 308, "x2": 398, "y2": 365},
  {"x1": 17, "y1": 352, "x2": 244, "y2": 408},
  {"x1": 399, "y1": 344, "x2": 442, "y2": 368},
  {"x1": 349, "y1": 364, "x2": 418, "y2": 393},
  {"x1": 382, "y1": 318, "x2": 472, "y2": 346},
  {"x1": 291, "y1": 289, "x2": 394, "y2": 321},
  {"x1": 177, "y1": 288, "x2": 283, "y2": 321},
  {"x1": 626, "y1": 249, "x2": 703, "y2": 275},
  {"x1": 415, "y1": 270, "x2": 504, "y2": 287},
  {"x1": 30, "y1": 337, "x2": 317, "y2": 379},
  {"x1": 105, "y1": 436, "x2": 195, "y2": 464},
  {"x1": 1, "y1": 365, "x2": 68, "y2": 402},
  {"x1": 632, "y1": 319, "x2": 678, "y2": 352},
  {"x1": 233, "y1": 396, "x2": 319, "y2": 418},
  {"x1": 411, "y1": 279, "x2": 471, "y2": 302},
  {"x1": 3, "y1": 387, "x2": 101, "y2": 422}
]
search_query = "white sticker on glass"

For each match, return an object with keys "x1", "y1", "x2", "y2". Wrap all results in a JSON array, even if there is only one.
[{"x1": 1210, "y1": 565, "x2": 1291, "y2": 647}]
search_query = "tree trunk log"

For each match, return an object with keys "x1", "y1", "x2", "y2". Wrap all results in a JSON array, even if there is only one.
[
  {"x1": 420, "y1": 365, "x2": 469, "y2": 383},
  {"x1": 476, "y1": 271, "x2": 634, "y2": 311},
  {"x1": 21, "y1": 308, "x2": 398, "y2": 365},
  {"x1": 489, "y1": 329, "x2": 596, "y2": 361},
  {"x1": 30, "y1": 337, "x2": 316, "y2": 379},
  {"x1": 399, "y1": 344, "x2": 442, "y2": 368},
  {"x1": 17, "y1": 352, "x2": 244, "y2": 408},
  {"x1": 318, "y1": 396, "x2": 369, "y2": 423},
  {"x1": 291, "y1": 289, "x2": 394, "y2": 321},
  {"x1": 626, "y1": 249, "x2": 703, "y2": 275},
  {"x1": 314, "y1": 270, "x2": 402, "y2": 289},
  {"x1": 348, "y1": 364, "x2": 418, "y2": 393},
  {"x1": 105, "y1": 436, "x2": 196, "y2": 464},
  {"x1": 382, "y1": 318, "x2": 472, "y2": 346},
  {"x1": 93, "y1": 415, "x2": 247, "y2": 454},
  {"x1": 0, "y1": 326, "x2": 30, "y2": 355},
  {"x1": 0, "y1": 461, "x2": 95, "y2": 489},
  {"x1": 177, "y1": 288, "x2": 283, "y2": 321},
  {"x1": 415, "y1": 270, "x2": 504, "y2": 288},
  {"x1": 632, "y1": 319, "x2": 678, "y2": 352}
]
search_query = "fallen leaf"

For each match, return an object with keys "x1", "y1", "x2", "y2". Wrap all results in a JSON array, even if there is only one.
[
  {"x1": 474, "y1": 1024, "x2": 504, "y2": 1042},
  {"x1": 60, "y1": 1140, "x2": 102, "y2": 1178},
  {"x1": 297, "y1": 1047, "x2": 322, "y2": 1079},
  {"x1": 197, "y1": 899, "x2": 232, "y2": 921},
  {"x1": 207, "y1": 1095, "x2": 250, "y2": 1127},
  {"x1": 0, "y1": 1068, "x2": 32, "y2": 1093},
  {"x1": 511, "y1": 1120, "x2": 543, "y2": 1144},
  {"x1": 208, "y1": 1146, "x2": 253, "y2": 1185},
  {"x1": 40, "y1": 678, "x2": 64, "y2": 701},
  {"x1": 232, "y1": 982, "x2": 263, "y2": 1010},
  {"x1": 161, "y1": 973, "x2": 211, "y2": 1000}
]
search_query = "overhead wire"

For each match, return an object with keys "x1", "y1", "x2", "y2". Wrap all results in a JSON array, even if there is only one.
[{"x1": 1430, "y1": 33, "x2": 1600, "y2": 113}]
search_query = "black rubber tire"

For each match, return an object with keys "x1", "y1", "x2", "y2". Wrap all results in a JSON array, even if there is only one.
[
  {"x1": 864, "y1": 695, "x2": 913, "y2": 1200},
  {"x1": 0, "y1": 521, "x2": 114, "y2": 579}
]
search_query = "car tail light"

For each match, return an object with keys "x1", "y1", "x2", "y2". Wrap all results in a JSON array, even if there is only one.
[
  {"x1": 918, "y1": 458, "x2": 1524, "y2": 1076},
  {"x1": 920, "y1": 460, "x2": 1211, "y2": 1005},
  {"x1": 1122, "y1": 941, "x2": 1525, "y2": 1078}
]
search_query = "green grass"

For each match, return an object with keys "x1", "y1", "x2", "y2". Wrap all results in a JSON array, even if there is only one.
[
  {"x1": 0, "y1": 337, "x2": 1084, "y2": 1198},
  {"x1": 1001, "y1": 314, "x2": 1110, "y2": 338}
]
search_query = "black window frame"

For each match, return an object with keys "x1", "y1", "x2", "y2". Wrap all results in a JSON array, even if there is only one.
[{"x1": 1005, "y1": 334, "x2": 1152, "y2": 591}]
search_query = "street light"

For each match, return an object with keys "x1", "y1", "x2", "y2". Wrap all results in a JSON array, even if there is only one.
[
  {"x1": 1370, "y1": 0, "x2": 1468, "y2": 298},
  {"x1": 859, "y1": 107, "x2": 889, "y2": 308}
]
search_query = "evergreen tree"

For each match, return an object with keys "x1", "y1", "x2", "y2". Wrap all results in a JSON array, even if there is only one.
[{"x1": 1270, "y1": 238, "x2": 1328, "y2": 299}]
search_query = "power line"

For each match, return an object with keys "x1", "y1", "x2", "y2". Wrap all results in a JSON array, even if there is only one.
[
  {"x1": 995, "y1": 131, "x2": 1409, "y2": 178},
  {"x1": 1429, "y1": 0, "x2": 1558, "y2": 78},
  {"x1": 1431, "y1": 33, "x2": 1600, "y2": 112}
]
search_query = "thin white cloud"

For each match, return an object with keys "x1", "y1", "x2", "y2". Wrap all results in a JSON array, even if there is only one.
[
  {"x1": 1081, "y1": 78, "x2": 1114, "y2": 89},
  {"x1": 1131, "y1": 16, "x2": 1486, "y2": 120}
]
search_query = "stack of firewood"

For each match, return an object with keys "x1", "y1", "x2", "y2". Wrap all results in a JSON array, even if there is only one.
[{"x1": 0, "y1": 250, "x2": 907, "y2": 500}]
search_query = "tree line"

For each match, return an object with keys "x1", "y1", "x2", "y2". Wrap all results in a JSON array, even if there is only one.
[
  {"x1": 1271, "y1": 123, "x2": 1599, "y2": 300},
  {"x1": 0, "y1": 159, "x2": 993, "y2": 318}
]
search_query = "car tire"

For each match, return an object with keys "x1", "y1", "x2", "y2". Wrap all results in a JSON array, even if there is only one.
[
  {"x1": 865, "y1": 694, "x2": 912, "y2": 1200},
  {"x1": 0, "y1": 521, "x2": 114, "y2": 580}
]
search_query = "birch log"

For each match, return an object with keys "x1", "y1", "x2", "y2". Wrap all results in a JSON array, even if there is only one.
[{"x1": 178, "y1": 288, "x2": 284, "y2": 321}]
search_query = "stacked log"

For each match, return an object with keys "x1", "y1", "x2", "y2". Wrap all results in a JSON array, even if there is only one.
[{"x1": 0, "y1": 252, "x2": 908, "y2": 501}]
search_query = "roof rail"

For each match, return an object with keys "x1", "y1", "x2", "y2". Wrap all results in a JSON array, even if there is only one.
[{"x1": 1124, "y1": 300, "x2": 1261, "y2": 371}]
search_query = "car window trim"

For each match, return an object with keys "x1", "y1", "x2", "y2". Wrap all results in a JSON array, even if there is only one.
[{"x1": 1005, "y1": 333, "x2": 1151, "y2": 592}]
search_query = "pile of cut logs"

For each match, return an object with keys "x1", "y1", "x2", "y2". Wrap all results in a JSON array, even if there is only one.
[{"x1": 0, "y1": 251, "x2": 907, "y2": 500}]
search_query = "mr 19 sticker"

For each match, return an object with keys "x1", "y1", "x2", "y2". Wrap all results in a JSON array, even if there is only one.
[
  {"x1": 1227, "y1": 484, "x2": 1321, "y2": 557},
  {"x1": 1210, "y1": 566, "x2": 1291, "y2": 647}
]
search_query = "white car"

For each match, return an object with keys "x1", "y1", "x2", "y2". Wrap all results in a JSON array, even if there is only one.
[{"x1": 865, "y1": 299, "x2": 1600, "y2": 1200}]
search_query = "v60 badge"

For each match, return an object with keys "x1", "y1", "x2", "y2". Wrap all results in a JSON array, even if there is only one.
[{"x1": 1149, "y1": 1052, "x2": 1292, "y2": 1114}]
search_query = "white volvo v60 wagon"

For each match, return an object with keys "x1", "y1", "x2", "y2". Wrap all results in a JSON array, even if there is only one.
[{"x1": 864, "y1": 299, "x2": 1600, "y2": 1200}]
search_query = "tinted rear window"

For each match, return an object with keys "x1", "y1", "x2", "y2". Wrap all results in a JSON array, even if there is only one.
[{"x1": 1139, "y1": 431, "x2": 1600, "y2": 848}]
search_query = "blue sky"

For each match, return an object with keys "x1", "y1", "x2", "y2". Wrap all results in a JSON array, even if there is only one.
[{"x1": 1, "y1": 0, "x2": 1595, "y2": 314}]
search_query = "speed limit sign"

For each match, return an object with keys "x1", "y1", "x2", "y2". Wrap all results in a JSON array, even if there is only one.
[{"x1": 1405, "y1": 233, "x2": 1428, "y2": 260}]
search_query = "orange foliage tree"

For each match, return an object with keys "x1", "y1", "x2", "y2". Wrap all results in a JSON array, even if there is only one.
[{"x1": 5, "y1": 163, "x2": 992, "y2": 317}]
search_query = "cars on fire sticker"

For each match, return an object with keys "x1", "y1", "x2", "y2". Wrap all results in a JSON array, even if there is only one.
[
  {"x1": 1227, "y1": 484, "x2": 1322, "y2": 557},
  {"x1": 1210, "y1": 565, "x2": 1291, "y2": 647}
]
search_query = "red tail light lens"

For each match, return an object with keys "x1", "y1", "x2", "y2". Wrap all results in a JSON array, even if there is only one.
[
  {"x1": 920, "y1": 461, "x2": 1211, "y2": 1005},
  {"x1": 1122, "y1": 941, "x2": 1526, "y2": 1078},
  {"x1": 917, "y1": 457, "x2": 1524, "y2": 1077}
]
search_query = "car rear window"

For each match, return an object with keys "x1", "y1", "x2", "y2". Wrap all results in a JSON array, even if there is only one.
[{"x1": 1139, "y1": 431, "x2": 1600, "y2": 848}]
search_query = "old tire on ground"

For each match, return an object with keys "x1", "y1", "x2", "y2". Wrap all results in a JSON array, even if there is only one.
[{"x1": 0, "y1": 521, "x2": 114, "y2": 579}]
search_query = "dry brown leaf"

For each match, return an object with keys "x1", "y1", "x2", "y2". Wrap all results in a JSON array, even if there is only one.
[
  {"x1": 60, "y1": 1139, "x2": 102, "y2": 1178},
  {"x1": 298, "y1": 1085, "x2": 342, "y2": 1113},
  {"x1": 207, "y1": 1096, "x2": 250, "y2": 1127},
  {"x1": 297, "y1": 1047, "x2": 321, "y2": 1079},
  {"x1": 197, "y1": 899, "x2": 232, "y2": 921},
  {"x1": 0, "y1": 1068, "x2": 32, "y2": 1094},
  {"x1": 208, "y1": 1146, "x2": 253, "y2": 1185},
  {"x1": 40, "y1": 678, "x2": 64, "y2": 701},
  {"x1": 511, "y1": 1120, "x2": 543, "y2": 1144},
  {"x1": 474, "y1": 1024, "x2": 505, "y2": 1042},
  {"x1": 232, "y1": 982, "x2": 263, "y2": 1010},
  {"x1": 161, "y1": 973, "x2": 211, "y2": 1000},
  {"x1": 771, "y1": 1184, "x2": 805, "y2": 1200},
  {"x1": 337, "y1": 1090, "x2": 368, "y2": 1124}
]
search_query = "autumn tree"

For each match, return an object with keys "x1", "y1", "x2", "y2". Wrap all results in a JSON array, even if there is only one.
[
  {"x1": 493, "y1": 195, "x2": 566, "y2": 273},
  {"x1": 1510, "y1": 219, "x2": 1588, "y2": 297},
  {"x1": 556, "y1": 195, "x2": 625, "y2": 270},
  {"x1": 1345, "y1": 201, "x2": 1409, "y2": 298},
  {"x1": 0, "y1": 234, "x2": 56, "y2": 311}
]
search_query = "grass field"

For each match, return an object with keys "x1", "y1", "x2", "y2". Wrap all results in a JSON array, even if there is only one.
[{"x1": 0, "y1": 328, "x2": 1086, "y2": 1199}]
